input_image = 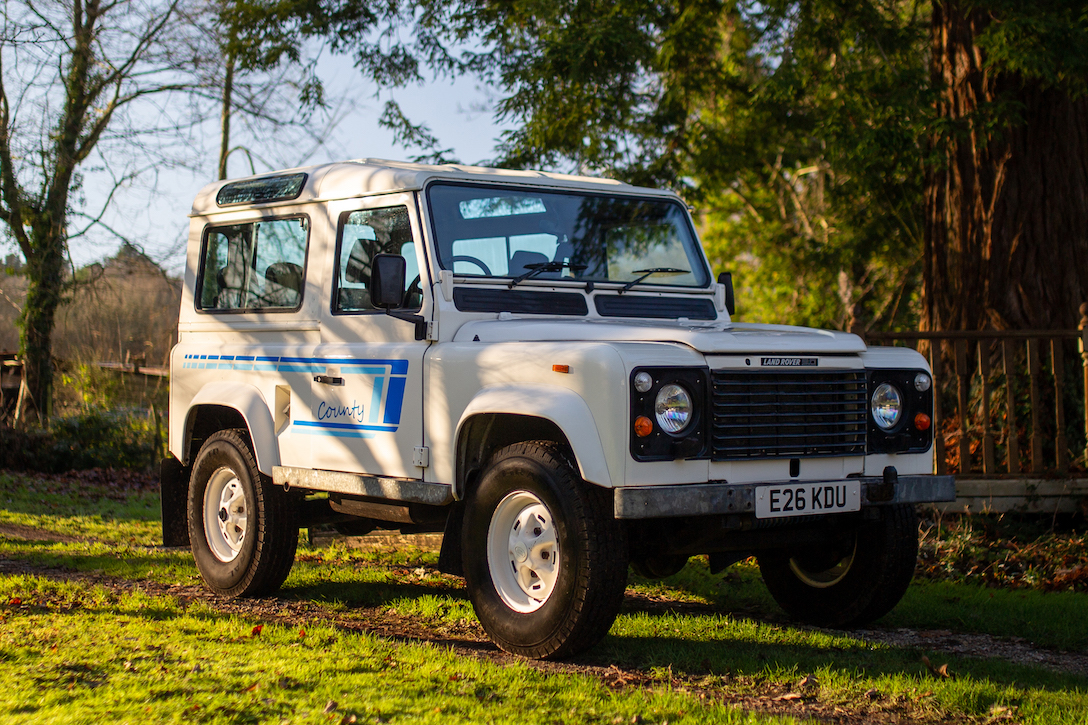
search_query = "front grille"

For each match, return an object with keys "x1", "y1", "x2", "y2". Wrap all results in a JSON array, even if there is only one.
[{"x1": 710, "y1": 370, "x2": 867, "y2": 460}]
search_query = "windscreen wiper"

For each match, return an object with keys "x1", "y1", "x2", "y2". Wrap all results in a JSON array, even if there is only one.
[
  {"x1": 508, "y1": 261, "x2": 588, "y2": 288},
  {"x1": 618, "y1": 268, "x2": 689, "y2": 294}
]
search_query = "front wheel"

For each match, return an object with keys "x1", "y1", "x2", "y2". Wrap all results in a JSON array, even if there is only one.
[
  {"x1": 462, "y1": 442, "x2": 628, "y2": 659},
  {"x1": 756, "y1": 504, "x2": 919, "y2": 627},
  {"x1": 187, "y1": 429, "x2": 298, "y2": 597}
]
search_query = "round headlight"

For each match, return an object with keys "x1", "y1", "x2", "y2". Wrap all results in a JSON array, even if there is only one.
[
  {"x1": 914, "y1": 372, "x2": 932, "y2": 392},
  {"x1": 871, "y1": 383, "x2": 903, "y2": 430},
  {"x1": 655, "y1": 384, "x2": 693, "y2": 434},
  {"x1": 633, "y1": 371, "x2": 654, "y2": 393}
]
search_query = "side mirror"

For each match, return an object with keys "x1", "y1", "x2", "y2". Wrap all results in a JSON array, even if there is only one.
[
  {"x1": 370, "y1": 253, "x2": 406, "y2": 309},
  {"x1": 717, "y1": 271, "x2": 735, "y2": 316}
]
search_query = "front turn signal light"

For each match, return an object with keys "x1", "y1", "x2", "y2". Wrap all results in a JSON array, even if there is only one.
[
  {"x1": 634, "y1": 415, "x2": 653, "y2": 437},
  {"x1": 914, "y1": 413, "x2": 931, "y2": 431}
]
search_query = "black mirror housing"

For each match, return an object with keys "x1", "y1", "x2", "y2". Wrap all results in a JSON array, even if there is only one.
[
  {"x1": 370, "y1": 253, "x2": 407, "y2": 309},
  {"x1": 717, "y1": 271, "x2": 735, "y2": 316}
]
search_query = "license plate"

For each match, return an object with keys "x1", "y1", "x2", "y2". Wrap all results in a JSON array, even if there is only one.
[{"x1": 755, "y1": 482, "x2": 861, "y2": 519}]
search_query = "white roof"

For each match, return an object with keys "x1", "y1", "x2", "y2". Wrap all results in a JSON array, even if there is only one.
[{"x1": 190, "y1": 158, "x2": 675, "y2": 216}]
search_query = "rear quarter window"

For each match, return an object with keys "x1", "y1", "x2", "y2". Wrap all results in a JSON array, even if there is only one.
[{"x1": 197, "y1": 216, "x2": 309, "y2": 312}]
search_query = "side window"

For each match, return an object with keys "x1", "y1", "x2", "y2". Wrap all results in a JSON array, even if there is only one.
[
  {"x1": 197, "y1": 217, "x2": 308, "y2": 312},
  {"x1": 334, "y1": 206, "x2": 420, "y2": 313}
]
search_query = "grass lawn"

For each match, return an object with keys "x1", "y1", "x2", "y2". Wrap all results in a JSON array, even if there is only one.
[{"x1": 1, "y1": 470, "x2": 1087, "y2": 724}]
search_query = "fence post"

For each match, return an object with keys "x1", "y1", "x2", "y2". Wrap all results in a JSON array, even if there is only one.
[
  {"x1": 1081, "y1": 304, "x2": 1088, "y2": 469},
  {"x1": 955, "y1": 339, "x2": 971, "y2": 473},
  {"x1": 929, "y1": 340, "x2": 946, "y2": 475},
  {"x1": 1002, "y1": 339, "x2": 1021, "y2": 473},
  {"x1": 1052, "y1": 339, "x2": 1069, "y2": 472},
  {"x1": 978, "y1": 340, "x2": 996, "y2": 474},
  {"x1": 1027, "y1": 339, "x2": 1045, "y2": 473}
]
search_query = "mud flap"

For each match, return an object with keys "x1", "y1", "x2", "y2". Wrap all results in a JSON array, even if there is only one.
[
  {"x1": 436, "y1": 502, "x2": 464, "y2": 576},
  {"x1": 160, "y1": 456, "x2": 190, "y2": 547}
]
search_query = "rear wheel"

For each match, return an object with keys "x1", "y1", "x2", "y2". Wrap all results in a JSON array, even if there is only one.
[
  {"x1": 462, "y1": 441, "x2": 628, "y2": 659},
  {"x1": 187, "y1": 429, "x2": 298, "y2": 597},
  {"x1": 757, "y1": 504, "x2": 918, "y2": 627}
]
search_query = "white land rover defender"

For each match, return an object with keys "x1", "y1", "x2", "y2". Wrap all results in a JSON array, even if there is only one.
[{"x1": 163, "y1": 159, "x2": 955, "y2": 659}]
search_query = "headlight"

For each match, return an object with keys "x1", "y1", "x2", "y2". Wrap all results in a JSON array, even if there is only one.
[
  {"x1": 655, "y1": 384, "x2": 693, "y2": 433},
  {"x1": 870, "y1": 383, "x2": 903, "y2": 430}
]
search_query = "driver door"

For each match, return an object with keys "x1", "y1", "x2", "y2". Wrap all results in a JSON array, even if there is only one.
[{"x1": 308, "y1": 193, "x2": 430, "y2": 478}]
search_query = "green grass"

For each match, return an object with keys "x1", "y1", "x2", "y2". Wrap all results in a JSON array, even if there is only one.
[
  {"x1": 3, "y1": 470, "x2": 1088, "y2": 723},
  {"x1": 0, "y1": 577, "x2": 798, "y2": 725},
  {"x1": 0, "y1": 471, "x2": 161, "y2": 545}
]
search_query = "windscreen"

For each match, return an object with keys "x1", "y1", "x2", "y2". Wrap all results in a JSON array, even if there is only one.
[{"x1": 427, "y1": 183, "x2": 710, "y2": 288}]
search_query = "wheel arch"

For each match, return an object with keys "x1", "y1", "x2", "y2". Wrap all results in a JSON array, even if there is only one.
[
  {"x1": 182, "y1": 382, "x2": 280, "y2": 474},
  {"x1": 453, "y1": 384, "x2": 612, "y2": 501}
]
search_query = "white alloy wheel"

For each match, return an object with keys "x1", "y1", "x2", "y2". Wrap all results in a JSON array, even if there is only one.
[
  {"x1": 788, "y1": 541, "x2": 857, "y2": 589},
  {"x1": 203, "y1": 467, "x2": 249, "y2": 562},
  {"x1": 487, "y1": 490, "x2": 560, "y2": 613}
]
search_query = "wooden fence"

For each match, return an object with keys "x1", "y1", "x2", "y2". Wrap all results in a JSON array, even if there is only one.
[{"x1": 865, "y1": 304, "x2": 1088, "y2": 514}]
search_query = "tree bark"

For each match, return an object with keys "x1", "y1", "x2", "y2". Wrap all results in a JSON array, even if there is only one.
[
  {"x1": 924, "y1": 1, "x2": 1088, "y2": 332},
  {"x1": 18, "y1": 228, "x2": 66, "y2": 425}
]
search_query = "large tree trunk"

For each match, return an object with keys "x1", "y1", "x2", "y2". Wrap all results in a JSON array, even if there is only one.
[
  {"x1": 17, "y1": 226, "x2": 66, "y2": 426},
  {"x1": 924, "y1": 1, "x2": 1088, "y2": 331}
]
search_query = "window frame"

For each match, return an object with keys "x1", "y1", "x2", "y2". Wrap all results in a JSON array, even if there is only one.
[
  {"x1": 331, "y1": 204, "x2": 422, "y2": 316},
  {"x1": 194, "y1": 213, "x2": 311, "y2": 315},
  {"x1": 424, "y1": 180, "x2": 713, "y2": 289}
]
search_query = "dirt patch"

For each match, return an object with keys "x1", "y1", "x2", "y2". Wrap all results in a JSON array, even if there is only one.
[
  {"x1": 0, "y1": 523, "x2": 83, "y2": 543},
  {"x1": 854, "y1": 627, "x2": 1088, "y2": 679}
]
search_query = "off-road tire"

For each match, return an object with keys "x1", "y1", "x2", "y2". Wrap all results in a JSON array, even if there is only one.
[
  {"x1": 757, "y1": 504, "x2": 918, "y2": 627},
  {"x1": 187, "y1": 429, "x2": 298, "y2": 597},
  {"x1": 462, "y1": 441, "x2": 628, "y2": 659}
]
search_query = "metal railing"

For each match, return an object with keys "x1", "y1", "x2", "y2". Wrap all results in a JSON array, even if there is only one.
[{"x1": 864, "y1": 305, "x2": 1088, "y2": 477}]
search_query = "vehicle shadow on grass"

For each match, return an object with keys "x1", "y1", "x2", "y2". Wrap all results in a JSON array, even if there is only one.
[{"x1": 280, "y1": 577, "x2": 472, "y2": 609}]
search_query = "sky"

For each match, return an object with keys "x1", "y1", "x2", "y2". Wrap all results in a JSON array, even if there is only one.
[{"x1": 52, "y1": 55, "x2": 512, "y2": 277}]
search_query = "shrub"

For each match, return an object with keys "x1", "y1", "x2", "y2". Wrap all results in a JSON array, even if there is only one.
[{"x1": 0, "y1": 409, "x2": 161, "y2": 473}]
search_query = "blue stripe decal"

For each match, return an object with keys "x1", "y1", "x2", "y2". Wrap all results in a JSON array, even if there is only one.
[
  {"x1": 341, "y1": 366, "x2": 388, "y2": 375},
  {"x1": 278, "y1": 357, "x2": 409, "y2": 375},
  {"x1": 384, "y1": 376, "x2": 407, "y2": 425},
  {"x1": 369, "y1": 376, "x2": 385, "y2": 424},
  {"x1": 294, "y1": 421, "x2": 396, "y2": 433}
]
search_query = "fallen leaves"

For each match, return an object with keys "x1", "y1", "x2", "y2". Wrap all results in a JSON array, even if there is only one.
[
  {"x1": 250, "y1": 624, "x2": 263, "y2": 637},
  {"x1": 921, "y1": 655, "x2": 953, "y2": 679},
  {"x1": 773, "y1": 692, "x2": 802, "y2": 702}
]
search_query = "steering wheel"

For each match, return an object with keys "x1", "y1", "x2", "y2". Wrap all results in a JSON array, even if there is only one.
[
  {"x1": 402, "y1": 274, "x2": 422, "y2": 309},
  {"x1": 449, "y1": 255, "x2": 492, "y2": 276}
]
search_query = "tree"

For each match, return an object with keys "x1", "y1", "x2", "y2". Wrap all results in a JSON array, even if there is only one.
[
  {"x1": 924, "y1": 0, "x2": 1088, "y2": 331},
  {"x1": 417, "y1": 0, "x2": 1088, "y2": 332},
  {"x1": 412, "y1": 0, "x2": 931, "y2": 329},
  {"x1": 0, "y1": 0, "x2": 203, "y2": 424}
]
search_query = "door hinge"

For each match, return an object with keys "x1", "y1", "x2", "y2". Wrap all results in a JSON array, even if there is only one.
[
  {"x1": 426, "y1": 320, "x2": 439, "y2": 341},
  {"x1": 413, "y1": 446, "x2": 430, "y2": 468}
]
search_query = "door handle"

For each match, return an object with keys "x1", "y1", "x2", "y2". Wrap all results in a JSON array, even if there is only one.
[{"x1": 313, "y1": 375, "x2": 344, "y2": 386}]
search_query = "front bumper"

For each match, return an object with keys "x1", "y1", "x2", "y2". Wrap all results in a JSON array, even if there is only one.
[{"x1": 613, "y1": 475, "x2": 955, "y2": 519}]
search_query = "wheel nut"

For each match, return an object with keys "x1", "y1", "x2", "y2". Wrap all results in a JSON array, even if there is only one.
[
  {"x1": 218, "y1": 508, "x2": 229, "y2": 522},
  {"x1": 534, "y1": 527, "x2": 542, "y2": 536},
  {"x1": 541, "y1": 551, "x2": 549, "y2": 560}
]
